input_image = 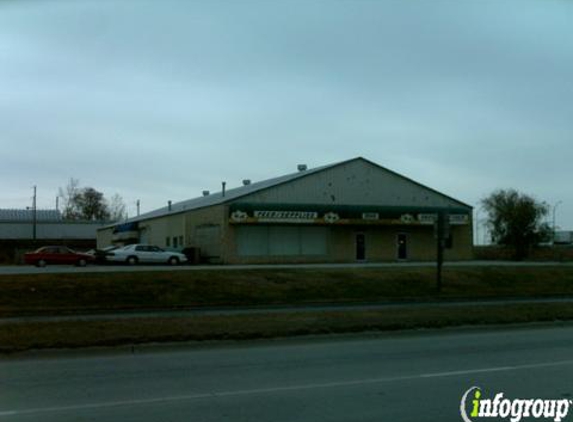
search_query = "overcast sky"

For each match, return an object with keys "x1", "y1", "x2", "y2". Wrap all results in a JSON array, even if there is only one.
[{"x1": 1, "y1": 0, "x2": 572, "y2": 240}]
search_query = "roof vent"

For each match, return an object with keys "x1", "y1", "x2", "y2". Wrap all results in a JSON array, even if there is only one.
[
  {"x1": 297, "y1": 164, "x2": 307, "y2": 172},
  {"x1": 167, "y1": 200, "x2": 172, "y2": 211},
  {"x1": 202, "y1": 190, "x2": 210, "y2": 196},
  {"x1": 242, "y1": 179, "x2": 251, "y2": 186}
]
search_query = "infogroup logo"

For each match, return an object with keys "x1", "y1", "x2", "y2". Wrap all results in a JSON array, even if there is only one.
[{"x1": 460, "y1": 387, "x2": 571, "y2": 422}]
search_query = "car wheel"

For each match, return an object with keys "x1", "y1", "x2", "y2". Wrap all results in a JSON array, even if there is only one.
[
  {"x1": 77, "y1": 259, "x2": 87, "y2": 267},
  {"x1": 168, "y1": 256, "x2": 179, "y2": 266},
  {"x1": 36, "y1": 259, "x2": 47, "y2": 268},
  {"x1": 126, "y1": 256, "x2": 138, "y2": 265}
]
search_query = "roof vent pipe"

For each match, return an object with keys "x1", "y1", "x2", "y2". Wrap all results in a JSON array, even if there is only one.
[
  {"x1": 222, "y1": 181, "x2": 226, "y2": 197},
  {"x1": 242, "y1": 179, "x2": 251, "y2": 186},
  {"x1": 168, "y1": 200, "x2": 172, "y2": 211},
  {"x1": 202, "y1": 190, "x2": 210, "y2": 196},
  {"x1": 297, "y1": 164, "x2": 307, "y2": 172}
]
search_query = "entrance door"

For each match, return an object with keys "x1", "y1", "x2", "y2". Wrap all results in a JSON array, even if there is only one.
[
  {"x1": 355, "y1": 233, "x2": 366, "y2": 261},
  {"x1": 397, "y1": 233, "x2": 408, "y2": 260}
]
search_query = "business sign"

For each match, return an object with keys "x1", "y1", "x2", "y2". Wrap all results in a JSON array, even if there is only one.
[
  {"x1": 230, "y1": 210, "x2": 318, "y2": 223},
  {"x1": 419, "y1": 214, "x2": 469, "y2": 225},
  {"x1": 418, "y1": 214, "x2": 437, "y2": 225},
  {"x1": 449, "y1": 214, "x2": 469, "y2": 225},
  {"x1": 253, "y1": 210, "x2": 318, "y2": 223},
  {"x1": 229, "y1": 208, "x2": 470, "y2": 226},
  {"x1": 362, "y1": 212, "x2": 379, "y2": 220}
]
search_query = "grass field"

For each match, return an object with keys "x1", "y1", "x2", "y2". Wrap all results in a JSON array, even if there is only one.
[
  {"x1": 3, "y1": 266, "x2": 573, "y2": 352},
  {"x1": 2, "y1": 302, "x2": 573, "y2": 353},
  {"x1": 1, "y1": 266, "x2": 573, "y2": 316}
]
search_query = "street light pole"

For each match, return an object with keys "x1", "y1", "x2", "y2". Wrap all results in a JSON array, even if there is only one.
[
  {"x1": 475, "y1": 209, "x2": 480, "y2": 246},
  {"x1": 553, "y1": 200, "x2": 562, "y2": 244},
  {"x1": 32, "y1": 185, "x2": 37, "y2": 241}
]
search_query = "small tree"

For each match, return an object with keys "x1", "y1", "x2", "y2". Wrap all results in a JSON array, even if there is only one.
[
  {"x1": 481, "y1": 189, "x2": 551, "y2": 260},
  {"x1": 74, "y1": 187, "x2": 110, "y2": 220},
  {"x1": 59, "y1": 179, "x2": 112, "y2": 221}
]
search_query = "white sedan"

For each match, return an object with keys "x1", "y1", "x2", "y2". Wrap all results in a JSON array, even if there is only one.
[{"x1": 107, "y1": 244, "x2": 188, "y2": 265}]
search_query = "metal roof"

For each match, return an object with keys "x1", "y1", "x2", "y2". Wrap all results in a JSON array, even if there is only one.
[
  {"x1": 101, "y1": 157, "x2": 472, "y2": 229},
  {"x1": 0, "y1": 209, "x2": 62, "y2": 222},
  {"x1": 113, "y1": 160, "x2": 340, "y2": 226}
]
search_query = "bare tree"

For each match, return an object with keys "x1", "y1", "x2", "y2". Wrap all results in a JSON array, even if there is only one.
[
  {"x1": 108, "y1": 193, "x2": 127, "y2": 222},
  {"x1": 58, "y1": 178, "x2": 81, "y2": 220}
]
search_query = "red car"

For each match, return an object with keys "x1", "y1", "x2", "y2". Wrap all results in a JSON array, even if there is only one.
[{"x1": 24, "y1": 246, "x2": 95, "y2": 267}]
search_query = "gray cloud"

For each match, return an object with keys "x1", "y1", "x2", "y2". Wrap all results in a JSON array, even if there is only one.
[{"x1": 0, "y1": 0, "x2": 571, "y2": 229}]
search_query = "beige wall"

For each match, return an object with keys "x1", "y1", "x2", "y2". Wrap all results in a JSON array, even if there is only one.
[
  {"x1": 223, "y1": 222, "x2": 473, "y2": 264},
  {"x1": 136, "y1": 213, "x2": 186, "y2": 248},
  {"x1": 97, "y1": 214, "x2": 187, "y2": 249},
  {"x1": 96, "y1": 206, "x2": 225, "y2": 256},
  {"x1": 98, "y1": 206, "x2": 472, "y2": 264},
  {"x1": 185, "y1": 205, "x2": 227, "y2": 262},
  {"x1": 328, "y1": 225, "x2": 472, "y2": 262}
]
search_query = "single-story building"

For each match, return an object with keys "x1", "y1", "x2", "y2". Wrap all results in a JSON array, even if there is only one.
[
  {"x1": 97, "y1": 157, "x2": 473, "y2": 263},
  {"x1": 0, "y1": 209, "x2": 107, "y2": 264},
  {"x1": 0, "y1": 209, "x2": 105, "y2": 240}
]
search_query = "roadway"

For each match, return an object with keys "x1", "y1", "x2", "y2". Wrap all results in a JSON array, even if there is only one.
[
  {"x1": 2, "y1": 324, "x2": 573, "y2": 421},
  {"x1": 1, "y1": 260, "x2": 572, "y2": 275}
]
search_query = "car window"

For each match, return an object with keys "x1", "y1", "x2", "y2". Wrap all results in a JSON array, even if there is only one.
[{"x1": 150, "y1": 246, "x2": 163, "y2": 252}]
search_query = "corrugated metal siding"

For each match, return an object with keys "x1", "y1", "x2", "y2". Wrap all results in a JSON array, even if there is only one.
[
  {"x1": 99, "y1": 158, "x2": 469, "y2": 232},
  {"x1": 239, "y1": 159, "x2": 463, "y2": 208},
  {"x1": 194, "y1": 225, "x2": 222, "y2": 258},
  {"x1": 136, "y1": 214, "x2": 186, "y2": 247},
  {"x1": 0, "y1": 209, "x2": 61, "y2": 222},
  {"x1": 0, "y1": 222, "x2": 103, "y2": 239},
  {"x1": 236, "y1": 226, "x2": 328, "y2": 257},
  {"x1": 97, "y1": 227, "x2": 114, "y2": 248}
]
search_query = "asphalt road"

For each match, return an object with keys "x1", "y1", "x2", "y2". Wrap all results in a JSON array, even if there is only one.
[
  {"x1": 2, "y1": 325, "x2": 573, "y2": 422},
  {"x1": 1, "y1": 260, "x2": 572, "y2": 275}
]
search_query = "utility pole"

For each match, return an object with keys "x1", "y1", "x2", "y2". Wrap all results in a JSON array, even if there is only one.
[
  {"x1": 136, "y1": 199, "x2": 140, "y2": 217},
  {"x1": 435, "y1": 211, "x2": 449, "y2": 293},
  {"x1": 474, "y1": 209, "x2": 479, "y2": 246},
  {"x1": 553, "y1": 201, "x2": 562, "y2": 244},
  {"x1": 32, "y1": 185, "x2": 37, "y2": 240},
  {"x1": 436, "y1": 212, "x2": 444, "y2": 292}
]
